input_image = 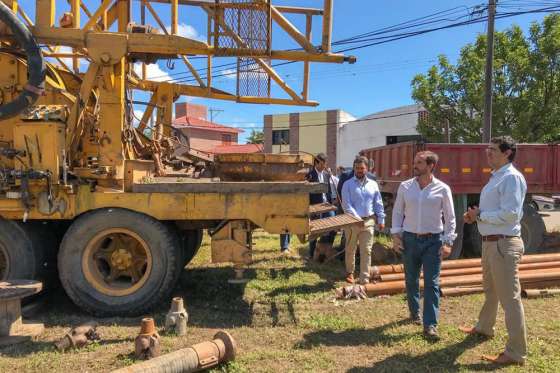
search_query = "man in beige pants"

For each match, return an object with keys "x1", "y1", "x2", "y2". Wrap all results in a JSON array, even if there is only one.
[
  {"x1": 461, "y1": 136, "x2": 527, "y2": 366},
  {"x1": 341, "y1": 156, "x2": 385, "y2": 284}
]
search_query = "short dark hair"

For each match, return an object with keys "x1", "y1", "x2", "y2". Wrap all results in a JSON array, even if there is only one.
[
  {"x1": 491, "y1": 136, "x2": 517, "y2": 162},
  {"x1": 416, "y1": 151, "x2": 439, "y2": 167},
  {"x1": 314, "y1": 153, "x2": 327, "y2": 165},
  {"x1": 353, "y1": 156, "x2": 369, "y2": 167}
]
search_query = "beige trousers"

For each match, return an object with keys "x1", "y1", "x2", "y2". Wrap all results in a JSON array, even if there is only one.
[
  {"x1": 475, "y1": 237, "x2": 527, "y2": 362},
  {"x1": 344, "y1": 220, "x2": 375, "y2": 282}
]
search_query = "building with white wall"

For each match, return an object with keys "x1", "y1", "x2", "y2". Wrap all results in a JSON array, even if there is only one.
[
  {"x1": 263, "y1": 104, "x2": 425, "y2": 168},
  {"x1": 337, "y1": 104, "x2": 424, "y2": 167}
]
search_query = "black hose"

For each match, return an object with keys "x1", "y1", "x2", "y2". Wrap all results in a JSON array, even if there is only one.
[{"x1": 0, "y1": 2, "x2": 45, "y2": 120}]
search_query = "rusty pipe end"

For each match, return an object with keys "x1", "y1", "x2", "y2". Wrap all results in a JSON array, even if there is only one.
[
  {"x1": 139, "y1": 317, "x2": 156, "y2": 335},
  {"x1": 369, "y1": 266, "x2": 380, "y2": 280},
  {"x1": 213, "y1": 331, "x2": 237, "y2": 362},
  {"x1": 170, "y1": 297, "x2": 185, "y2": 313},
  {"x1": 54, "y1": 334, "x2": 73, "y2": 351}
]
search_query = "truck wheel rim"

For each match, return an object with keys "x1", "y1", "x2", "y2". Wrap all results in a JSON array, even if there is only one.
[
  {"x1": 0, "y1": 243, "x2": 9, "y2": 280},
  {"x1": 82, "y1": 228, "x2": 153, "y2": 296}
]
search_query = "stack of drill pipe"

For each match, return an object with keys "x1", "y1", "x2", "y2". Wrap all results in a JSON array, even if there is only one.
[{"x1": 355, "y1": 254, "x2": 560, "y2": 298}]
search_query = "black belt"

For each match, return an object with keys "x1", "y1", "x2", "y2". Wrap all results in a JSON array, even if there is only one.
[
  {"x1": 361, "y1": 215, "x2": 376, "y2": 221},
  {"x1": 405, "y1": 231, "x2": 442, "y2": 238}
]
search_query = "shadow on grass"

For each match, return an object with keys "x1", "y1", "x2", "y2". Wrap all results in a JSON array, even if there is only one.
[
  {"x1": 174, "y1": 267, "x2": 256, "y2": 328},
  {"x1": 347, "y1": 334, "x2": 492, "y2": 372},
  {"x1": 296, "y1": 319, "x2": 412, "y2": 349}
]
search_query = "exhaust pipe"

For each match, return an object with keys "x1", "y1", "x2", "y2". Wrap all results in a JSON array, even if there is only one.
[{"x1": 112, "y1": 331, "x2": 236, "y2": 373}]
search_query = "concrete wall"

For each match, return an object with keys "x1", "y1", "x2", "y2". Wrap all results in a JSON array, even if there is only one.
[
  {"x1": 180, "y1": 128, "x2": 238, "y2": 151},
  {"x1": 298, "y1": 111, "x2": 327, "y2": 156},
  {"x1": 338, "y1": 110, "x2": 419, "y2": 167}
]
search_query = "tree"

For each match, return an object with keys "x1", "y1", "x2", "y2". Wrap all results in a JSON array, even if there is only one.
[
  {"x1": 246, "y1": 129, "x2": 264, "y2": 144},
  {"x1": 411, "y1": 14, "x2": 560, "y2": 143}
]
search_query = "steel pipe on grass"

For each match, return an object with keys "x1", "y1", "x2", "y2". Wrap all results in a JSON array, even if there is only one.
[
  {"x1": 359, "y1": 269, "x2": 560, "y2": 296},
  {"x1": 379, "y1": 261, "x2": 560, "y2": 282},
  {"x1": 440, "y1": 287, "x2": 485, "y2": 297},
  {"x1": 371, "y1": 253, "x2": 560, "y2": 277},
  {"x1": 112, "y1": 331, "x2": 236, "y2": 373},
  {"x1": 522, "y1": 288, "x2": 560, "y2": 299}
]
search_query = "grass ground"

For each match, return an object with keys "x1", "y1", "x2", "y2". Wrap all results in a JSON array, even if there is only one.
[{"x1": 1, "y1": 231, "x2": 559, "y2": 372}]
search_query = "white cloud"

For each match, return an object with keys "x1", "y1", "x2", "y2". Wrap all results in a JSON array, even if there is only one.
[
  {"x1": 46, "y1": 46, "x2": 89, "y2": 71},
  {"x1": 133, "y1": 62, "x2": 172, "y2": 82},
  {"x1": 218, "y1": 68, "x2": 237, "y2": 80},
  {"x1": 166, "y1": 23, "x2": 206, "y2": 42}
]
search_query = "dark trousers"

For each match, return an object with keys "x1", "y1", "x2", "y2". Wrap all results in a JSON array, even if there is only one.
[
  {"x1": 309, "y1": 211, "x2": 336, "y2": 257},
  {"x1": 402, "y1": 231, "x2": 442, "y2": 328},
  {"x1": 280, "y1": 234, "x2": 290, "y2": 251}
]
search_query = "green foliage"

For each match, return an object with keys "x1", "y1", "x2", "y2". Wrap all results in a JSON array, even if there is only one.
[
  {"x1": 246, "y1": 129, "x2": 264, "y2": 144},
  {"x1": 412, "y1": 14, "x2": 560, "y2": 143}
]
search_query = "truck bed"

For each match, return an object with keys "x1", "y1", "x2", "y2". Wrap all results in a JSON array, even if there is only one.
[{"x1": 361, "y1": 142, "x2": 560, "y2": 194}]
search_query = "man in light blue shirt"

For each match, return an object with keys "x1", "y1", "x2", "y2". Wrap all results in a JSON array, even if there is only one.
[
  {"x1": 461, "y1": 136, "x2": 527, "y2": 366},
  {"x1": 342, "y1": 156, "x2": 385, "y2": 284}
]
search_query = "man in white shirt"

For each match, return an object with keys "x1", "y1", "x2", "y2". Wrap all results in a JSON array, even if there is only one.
[
  {"x1": 460, "y1": 136, "x2": 527, "y2": 366},
  {"x1": 391, "y1": 151, "x2": 456, "y2": 339}
]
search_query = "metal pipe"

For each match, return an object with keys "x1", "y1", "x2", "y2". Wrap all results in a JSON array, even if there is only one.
[
  {"x1": 371, "y1": 253, "x2": 560, "y2": 276},
  {"x1": 341, "y1": 269, "x2": 560, "y2": 297},
  {"x1": 112, "y1": 331, "x2": 236, "y2": 373},
  {"x1": 522, "y1": 288, "x2": 560, "y2": 299},
  {"x1": 379, "y1": 261, "x2": 560, "y2": 282},
  {"x1": 440, "y1": 286, "x2": 484, "y2": 297}
]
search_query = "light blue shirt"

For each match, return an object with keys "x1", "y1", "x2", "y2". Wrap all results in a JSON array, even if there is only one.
[
  {"x1": 341, "y1": 176, "x2": 385, "y2": 224},
  {"x1": 478, "y1": 163, "x2": 527, "y2": 236}
]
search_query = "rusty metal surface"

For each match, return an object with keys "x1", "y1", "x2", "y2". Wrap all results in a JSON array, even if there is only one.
[
  {"x1": 309, "y1": 202, "x2": 337, "y2": 215},
  {"x1": 214, "y1": 153, "x2": 313, "y2": 182},
  {"x1": 133, "y1": 181, "x2": 326, "y2": 194},
  {"x1": 135, "y1": 318, "x2": 161, "y2": 360},
  {"x1": 54, "y1": 321, "x2": 100, "y2": 351},
  {"x1": 309, "y1": 213, "x2": 363, "y2": 236},
  {"x1": 361, "y1": 142, "x2": 560, "y2": 194}
]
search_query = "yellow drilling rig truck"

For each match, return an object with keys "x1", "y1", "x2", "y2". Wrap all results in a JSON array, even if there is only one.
[{"x1": 0, "y1": 0, "x2": 359, "y2": 316}]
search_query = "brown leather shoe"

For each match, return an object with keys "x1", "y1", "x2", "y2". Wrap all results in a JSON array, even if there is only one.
[
  {"x1": 482, "y1": 352, "x2": 524, "y2": 366},
  {"x1": 458, "y1": 326, "x2": 492, "y2": 338},
  {"x1": 345, "y1": 273, "x2": 354, "y2": 284}
]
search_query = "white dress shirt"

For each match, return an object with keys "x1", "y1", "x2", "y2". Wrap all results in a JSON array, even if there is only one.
[
  {"x1": 391, "y1": 177, "x2": 457, "y2": 245},
  {"x1": 478, "y1": 163, "x2": 527, "y2": 236},
  {"x1": 315, "y1": 167, "x2": 327, "y2": 202}
]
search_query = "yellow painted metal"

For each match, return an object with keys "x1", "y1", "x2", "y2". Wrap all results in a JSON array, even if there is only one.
[
  {"x1": 211, "y1": 221, "x2": 252, "y2": 265},
  {"x1": 13, "y1": 122, "x2": 66, "y2": 183},
  {"x1": 35, "y1": 0, "x2": 55, "y2": 28},
  {"x1": 0, "y1": 0, "x2": 351, "y2": 239}
]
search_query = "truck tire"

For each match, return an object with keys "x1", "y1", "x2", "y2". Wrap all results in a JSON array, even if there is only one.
[
  {"x1": 521, "y1": 204, "x2": 545, "y2": 253},
  {"x1": 0, "y1": 218, "x2": 54, "y2": 283},
  {"x1": 181, "y1": 229, "x2": 203, "y2": 266},
  {"x1": 58, "y1": 208, "x2": 182, "y2": 316}
]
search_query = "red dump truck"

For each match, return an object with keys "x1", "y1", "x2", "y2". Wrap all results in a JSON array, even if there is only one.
[{"x1": 360, "y1": 142, "x2": 560, "y2": 258}]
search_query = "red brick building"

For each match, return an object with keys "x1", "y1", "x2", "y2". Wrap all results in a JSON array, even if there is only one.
[{"x1": 173, "y1": 103, "x2": 262, "y2": 154}]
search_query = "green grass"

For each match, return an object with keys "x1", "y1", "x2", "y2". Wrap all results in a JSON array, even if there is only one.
[{"x1": 1, "y1": 231, "x2": 559, "y2": 372}]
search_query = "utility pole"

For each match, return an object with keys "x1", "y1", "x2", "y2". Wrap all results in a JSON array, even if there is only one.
[
  {"x1": 209, "y1": 108, "x2": 224, "y2": 123},
  {"x1": 444, "y1": 118, "x2": 451, "y2": 143},
  {"x1": 483, "y1": 0, "x2": 497, "y2": 143}
]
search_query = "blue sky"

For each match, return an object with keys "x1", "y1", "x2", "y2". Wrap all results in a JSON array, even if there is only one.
[{"x1": 20, "y1": 1, "x2": 554, "y2": 142}]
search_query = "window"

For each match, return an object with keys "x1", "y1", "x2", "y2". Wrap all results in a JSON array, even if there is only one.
[
  {"x1": 272, "y1": 130, "x2": 289, "y2": 145},
  {"x1": 221, "y1": 134, "x2": 232, "y2": 145}
]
